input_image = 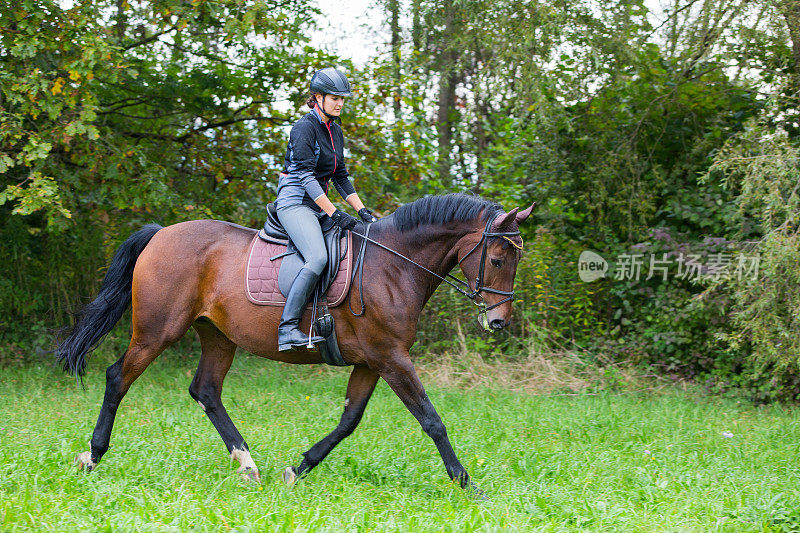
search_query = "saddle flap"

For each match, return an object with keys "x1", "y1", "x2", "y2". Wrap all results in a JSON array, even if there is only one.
[{"x1": 277, "y1": 252, "x2": 303, "y2": 296}]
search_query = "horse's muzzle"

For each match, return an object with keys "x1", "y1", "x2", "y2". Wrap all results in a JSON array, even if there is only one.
[{"x1": 489, "y1": 318, "x2": 508, "y2": 330}]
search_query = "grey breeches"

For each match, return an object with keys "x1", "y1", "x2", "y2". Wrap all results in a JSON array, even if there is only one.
[{"x1": 276, "y1": 204, "x2": 328, "y2": 276}]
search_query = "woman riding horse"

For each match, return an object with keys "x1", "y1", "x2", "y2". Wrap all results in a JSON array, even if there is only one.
[
  {"x1": 58, "y1": 193, "x2": 533, "y2": 492},
  {"x1": 275, "y1": 67, "x2": 377, "y2": 351}
]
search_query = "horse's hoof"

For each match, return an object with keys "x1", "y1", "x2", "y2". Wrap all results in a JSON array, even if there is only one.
[
  {"x1": 237, "y1": 466, "x2": 261, "y2": 483},
  {"x1": 230, "y1": 448, "x2": 260, "y2": 482},
  {"x1": 74, "y1": 451, "x2": 96, "y2": 472},
  {"x1": 282, "y1": 466, "x2": 297, "y2": 486},
  {"x1": 466, "y1": 482, "x2": 490, "y2": 501}
]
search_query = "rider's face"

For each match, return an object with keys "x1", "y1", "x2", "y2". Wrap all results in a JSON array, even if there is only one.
[{"x1": 316, "y1": 94, "x2": 345, "y2": 118}]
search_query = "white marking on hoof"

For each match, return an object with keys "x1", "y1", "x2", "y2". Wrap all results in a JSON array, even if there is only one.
[
  {"x1": 231, "y1": 448, "x2": 260, "y2": 483},
  {"x1": 282, "y1": 466, "x2": 297, "y2": 486},
  {"x1": 74, "y1": 451, "x2": 96, "y2": 471},
  {"x1": 197, "y1": 401, "x2": 206, "y2": 411},
  {"x1": 344, "y1": 397, "x2": 350, "y2": 408}
]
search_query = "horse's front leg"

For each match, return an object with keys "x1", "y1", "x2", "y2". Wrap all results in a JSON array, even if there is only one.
[
  {"x1": 284, "y1": 365, "x2": 379, "y2": 484},
  {"x1": 377, "y1": 353, "x2": 475, "y2": 490}
]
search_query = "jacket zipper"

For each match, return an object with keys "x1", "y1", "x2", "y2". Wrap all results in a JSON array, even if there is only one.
[{"x1": 325, "y1": 121, "x2": 337, "y2": 174}]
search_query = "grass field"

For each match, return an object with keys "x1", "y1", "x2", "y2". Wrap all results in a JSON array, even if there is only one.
[{"x1": 1, "y1": 350, "x2": 800, "y2": 532}]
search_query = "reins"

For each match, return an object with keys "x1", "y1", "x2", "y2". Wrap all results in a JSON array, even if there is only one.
[{"x1": 348, "y1": 212, "x2": 522, "y2": 320}]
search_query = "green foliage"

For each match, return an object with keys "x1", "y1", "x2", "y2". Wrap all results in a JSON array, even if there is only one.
[
  {"x1": 700, "y1": 122, "x2": 800, "y2": 401},
  {"x1": 513, "y1": 228, "x2": 606, "y2": 342},
  {"x1": 0, "y1": 0, "x2": 337, "y2": 336},
  {"x1": 4, "y1": 0, "x2": 800, "y2": 402},
  {"x1": 368, "y1": 0, "x2": 800, "y2": 401},
  {"x1": 0, "y1": 172, "x2": 71, "y2": 227},
  {"x1": 551, "y1": 53, "x2": 759, "y2": 242},
  {"x1": 597, "y1": 228, "x2": 734, "y2": 376}
]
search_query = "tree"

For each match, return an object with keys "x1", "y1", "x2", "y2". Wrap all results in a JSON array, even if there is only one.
[{"x1": 0, "y1": 0, "x2": 336, "y2": 331}]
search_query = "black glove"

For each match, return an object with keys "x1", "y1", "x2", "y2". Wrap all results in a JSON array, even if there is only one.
[
  {"x1": 358, "y1": 207, "x2": 377, "y2": 223},
  {"x1": 330, "y1": 209, "x2": 358, "y2": 230}
]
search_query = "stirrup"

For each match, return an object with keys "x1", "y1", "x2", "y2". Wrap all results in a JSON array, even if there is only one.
[
  {"x1": 278, "y1": 338, "x2": 324, "y2": 352},
  {"x1": 278, "y1": 326, "x2": 324, "y2": 352}
]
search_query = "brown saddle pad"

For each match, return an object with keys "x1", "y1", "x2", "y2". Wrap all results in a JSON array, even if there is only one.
[{"x1": 245, "y1": 233, "x2": 352, "y2": 306}]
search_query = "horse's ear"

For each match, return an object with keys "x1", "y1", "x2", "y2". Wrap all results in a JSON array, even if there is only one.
[
  {"x1": 493, "y1": 208, "x2": 519, "y2": 231},
  {"x1": 515, "y1": 202, "x2": 536, "y2": 225}
]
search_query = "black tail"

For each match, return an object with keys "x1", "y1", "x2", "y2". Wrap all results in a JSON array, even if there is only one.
[{"x1": 56, "y1": 224, "x2": 163, "y2": 379}]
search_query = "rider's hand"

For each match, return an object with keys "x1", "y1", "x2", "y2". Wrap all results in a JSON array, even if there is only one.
[
  {"x1": 331, "y1": 209, "x2": 358, "y2": 230},
  {"x1": 358, "y1": 207, "x2": 377, "y2": 223}
]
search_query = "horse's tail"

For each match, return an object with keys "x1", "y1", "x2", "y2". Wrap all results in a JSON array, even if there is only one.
[{"x1": 56, "y1": 224, "x2": 163, "y2": 379}]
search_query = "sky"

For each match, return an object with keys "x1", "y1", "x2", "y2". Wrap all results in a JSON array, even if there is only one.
[
  {"x1": 308, "y1": 0, "x2": 383, "y2": 67},
  {"x1": 54, "y1": 0, "x2": 383, "y2": 68}
]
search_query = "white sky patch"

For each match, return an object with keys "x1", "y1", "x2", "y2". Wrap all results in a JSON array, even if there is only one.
[
  {"x1": 309, "y1": 0, "x2": 382, "y2": 68},
  {"x1": 57, "y1": 0, "x2": 382, "y2": 67}
]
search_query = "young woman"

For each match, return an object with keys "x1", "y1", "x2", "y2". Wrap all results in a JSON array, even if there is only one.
[{"x1": 274, "y1": 67, "x2": 376, "y2": 351}]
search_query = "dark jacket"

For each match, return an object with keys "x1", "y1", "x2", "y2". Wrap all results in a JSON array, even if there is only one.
[{"x1": 276, "y1": 108, "x2": 356, "y2": 210}]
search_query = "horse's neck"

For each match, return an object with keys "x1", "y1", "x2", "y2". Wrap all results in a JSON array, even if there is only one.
[{"x1": 373, "y1": 220, "x2": 475, "y2": 299}]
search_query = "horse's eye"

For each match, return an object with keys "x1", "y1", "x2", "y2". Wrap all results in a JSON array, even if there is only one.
[{"x1": 491, "y1": 258, "x2": 504, "y2": 268}]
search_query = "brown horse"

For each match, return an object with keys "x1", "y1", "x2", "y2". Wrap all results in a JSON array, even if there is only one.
[{"x1": 57, "y1": 193, "x2": 534, "y2": 491}]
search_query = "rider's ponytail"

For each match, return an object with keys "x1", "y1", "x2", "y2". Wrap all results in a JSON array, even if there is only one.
[{"x1": 306, "y1": 93, "x2": 318, "y2": 109}]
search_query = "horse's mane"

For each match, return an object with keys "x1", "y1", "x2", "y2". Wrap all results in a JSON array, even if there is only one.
[{"x1": 391, "y1": 193, "x2": 503, "y2": 232}]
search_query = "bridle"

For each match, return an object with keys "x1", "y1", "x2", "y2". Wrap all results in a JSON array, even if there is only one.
[
  {"x1": 454, "y1": 212, "x2": 523, "y2": 312},
  {"x1": 349, "y1": 212, "x2": 523, "y2": 326}
]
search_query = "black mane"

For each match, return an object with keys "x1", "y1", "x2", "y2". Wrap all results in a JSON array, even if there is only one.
[{"x1": 392, "y1": 193, "x2": 503, "y2": 232}]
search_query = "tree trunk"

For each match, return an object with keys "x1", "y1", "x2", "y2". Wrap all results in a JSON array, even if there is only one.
[
  {"x1": 783, "y1": 0, "x2": 800, "y2": 95},
  {"x1": 412, "y1": 0, "x2": 422, "y2": 52},
  {"x1": 436, "y1": 69, "x2": 457, "y2": 187},
  {"x1": 115, "y1": 0, "x2": 126, "y2": 42},
  {"x1": 389, "y1": 0, "x2": 402, "y2": 146},
  {"x1": 436, "y1": 3, "x2": 458, "y2": 188},
  {"x1": 473, "y1": 38, "x2": 488, "y2": 191},
  {"x1": 408, "y1": 0, "x2": 423, "y2": 120}
]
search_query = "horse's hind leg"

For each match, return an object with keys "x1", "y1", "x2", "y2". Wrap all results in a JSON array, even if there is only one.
[
  {"x1": 188, "y1": 320, "x2": 259, "y2": 482},
  {"x1": 284, "y1": 365, "x2": 379, "y2": 484},
  {"x1": 75, "y1": 336, "x2": 174, "y2": 471}
]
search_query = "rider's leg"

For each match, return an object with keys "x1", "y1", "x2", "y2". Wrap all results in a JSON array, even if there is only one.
[{"x1": 276, "y1": 204, "x2": 327, "y2": 351}]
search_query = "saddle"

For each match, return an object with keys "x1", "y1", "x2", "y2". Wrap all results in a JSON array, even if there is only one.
[
  {"x1": 246, "y1": 203, "x2": 352, "y2": 306},
  {"x1": 246, "y1": 203, "x2": 353, "y2": 366}
]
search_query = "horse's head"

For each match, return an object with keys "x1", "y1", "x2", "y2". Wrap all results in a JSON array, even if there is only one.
[{"x1": 457, "y1": 202, "x2": 535, "y2": 331}]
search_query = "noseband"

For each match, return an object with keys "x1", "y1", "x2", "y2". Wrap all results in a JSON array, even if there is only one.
[{"x1": 349, "y1": 212, "x2": 522, "y2": 325}]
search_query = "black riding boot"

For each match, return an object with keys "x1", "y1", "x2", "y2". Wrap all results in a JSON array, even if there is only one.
[{"x1": 278, "y1": 268, "x2": 325, "y2": 351}]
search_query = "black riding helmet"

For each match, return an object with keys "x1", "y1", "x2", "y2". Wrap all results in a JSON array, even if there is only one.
[{"x1": 310, "y1": 67, "x2": 352, "y2": 97}]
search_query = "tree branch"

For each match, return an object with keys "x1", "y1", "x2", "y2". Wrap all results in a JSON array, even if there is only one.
[
  {"x1": 193, "y1": 115, "x2": 292, "y2": 134},
  {"x1": 649, "y1": 0, "x2": 704, "y2": 40},
  {"x1": 96, "y1": 98, "x2": 149, "y2": 115},
  {"x1": 122, "y1": 25, "x2": 178, "y2": 51},
  {"x1": 120, "y1": 115, "x2": 291, "y2": 143}
]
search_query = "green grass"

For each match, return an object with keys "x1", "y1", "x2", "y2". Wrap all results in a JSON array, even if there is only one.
[{"x1": 1, "y1": 352, "x2": 800, "y2": 532}]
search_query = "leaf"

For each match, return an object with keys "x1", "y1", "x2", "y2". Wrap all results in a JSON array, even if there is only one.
[
  {"x1": 51, "y1": 77, "x2": 65, "y2": 95},
  {"x1": 1, "y1": 173, "x2": 72, "y2": 222},
  {"x1": 0, "y1": 153, "x2": 14, "y2": 173}
]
